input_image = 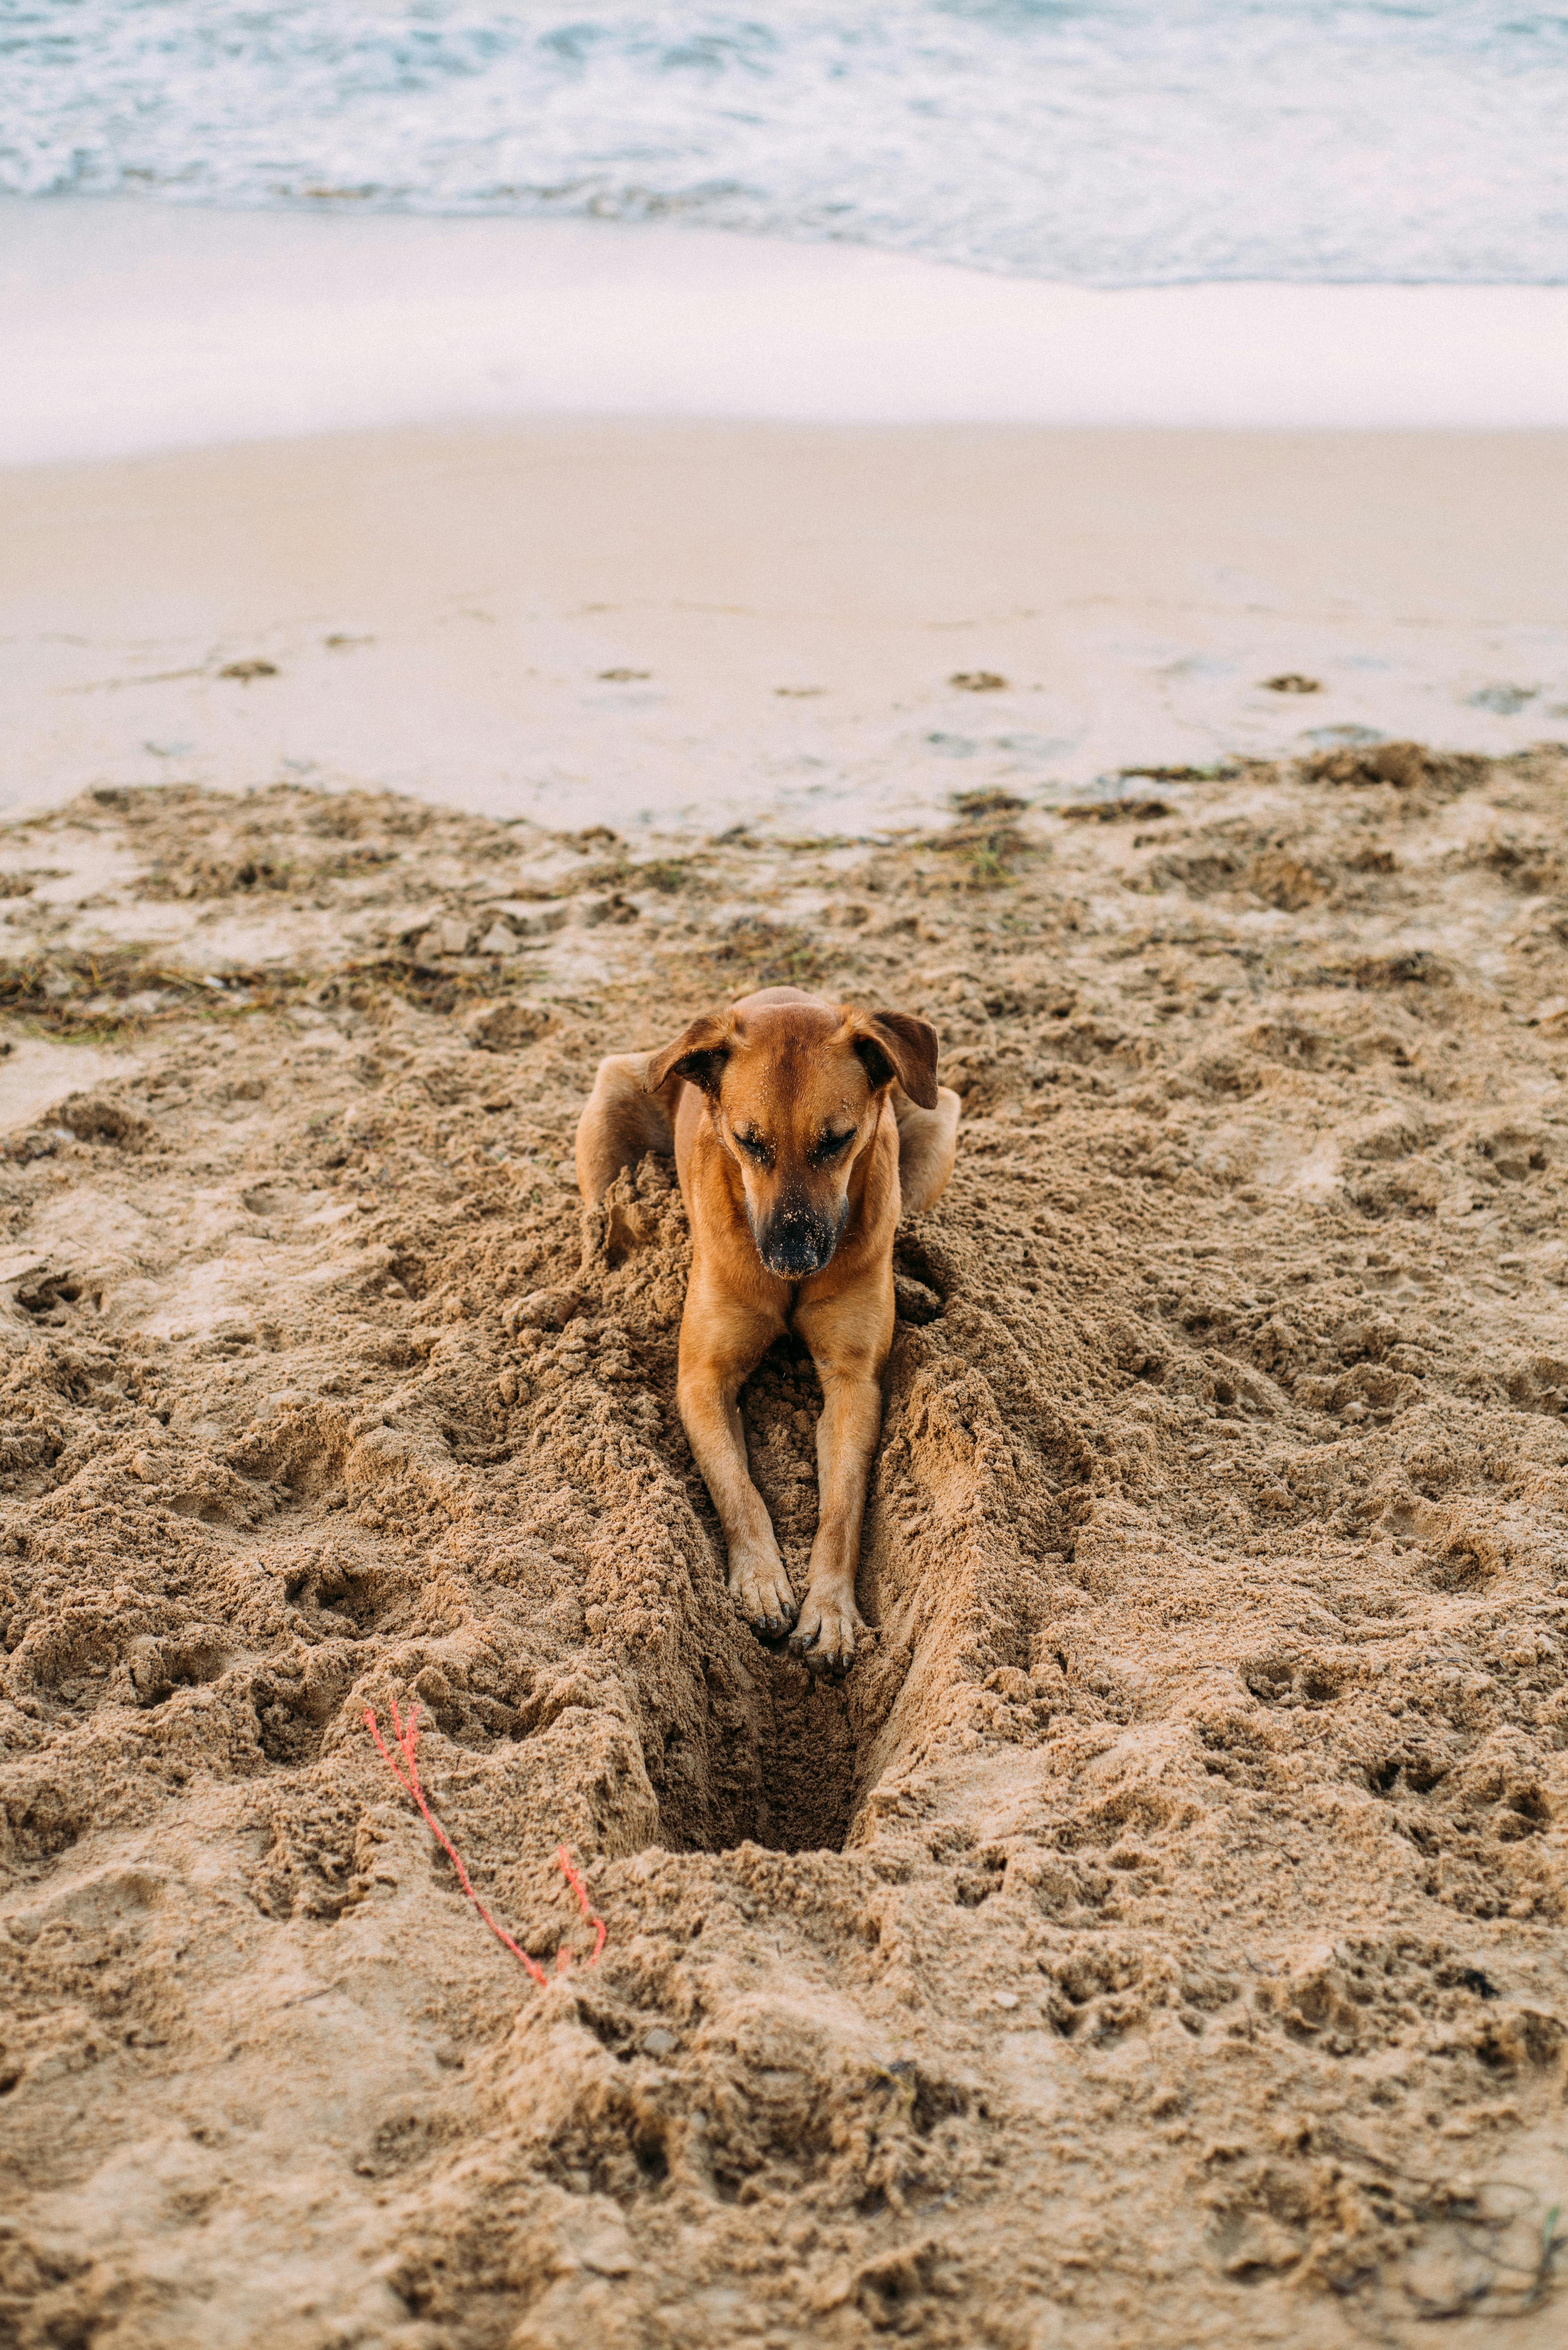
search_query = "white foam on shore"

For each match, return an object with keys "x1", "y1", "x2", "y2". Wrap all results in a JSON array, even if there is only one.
[{"x1": 4, "y1": 198, "x2": 1568, "y2": 465}]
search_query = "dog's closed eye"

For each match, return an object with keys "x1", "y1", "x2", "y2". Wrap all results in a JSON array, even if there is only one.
[
  {"x1": 734, "y1": 1128, "x2": 772, "y2": 1164},
  {"x1": 812, "y1": 1129, "x2": 855, "y2": 1163}
]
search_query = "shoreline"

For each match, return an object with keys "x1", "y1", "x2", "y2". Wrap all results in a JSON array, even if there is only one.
[{"x1": 5, "y1": 200, "x2": 1568, "y2": 467}]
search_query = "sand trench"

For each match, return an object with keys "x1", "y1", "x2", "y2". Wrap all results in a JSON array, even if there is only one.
[{"x1": 2, "y1": 756, "x2": 1568, "y2": 2346}]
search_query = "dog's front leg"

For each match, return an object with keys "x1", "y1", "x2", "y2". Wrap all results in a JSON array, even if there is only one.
[
  {"x1": 790, "y1": 1289, "x2": 891, "y2": 1673},
  {"x1": 677, "y1": 1289, "x2": 797, "y2": 1638}
]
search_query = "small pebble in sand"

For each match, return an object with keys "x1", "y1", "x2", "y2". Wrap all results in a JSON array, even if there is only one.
[
  {"x1": 218, "y1": 658, "x2": 278, "y2": 682},
  {"x1": 643, "y1": 2028, "x2": 677, "y2": 2057},
  {"x1": 992, "y1": 1991, "x2": 1020, "y2": 2011},
  {"x1": 1262, "y1": 672, "x2": 1322, "y2": 693}
]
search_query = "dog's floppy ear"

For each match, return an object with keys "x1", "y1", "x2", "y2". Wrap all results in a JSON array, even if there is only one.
[
  {"x1": 646, "y1": 1011, "x2": 735, "y2": 1097},
  {"x1": 846, "y1": 1009, "x2": 940, "y2": 1109}
]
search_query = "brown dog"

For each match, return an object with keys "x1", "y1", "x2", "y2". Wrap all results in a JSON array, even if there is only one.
[{"x1": 575, "y1": 988, "x2": 960, "y2": 1670}]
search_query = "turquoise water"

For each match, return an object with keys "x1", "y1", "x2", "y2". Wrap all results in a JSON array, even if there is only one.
[{"x1": 2, "y1": 3, "x2": 1565, "y2": 283}]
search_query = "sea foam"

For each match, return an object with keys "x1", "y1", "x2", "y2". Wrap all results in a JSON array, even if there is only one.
[{"x1": 3, "y1": 1, "x2": 1566, "y2": 287}]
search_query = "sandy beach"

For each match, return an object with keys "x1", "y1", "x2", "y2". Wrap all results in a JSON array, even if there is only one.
[
  {"x1": 4, "y1": 728, "x2": 1568, "y2": 2347},
  {"x1": 4, "y1": 189, "x2": 1568, "y2": 2350}
]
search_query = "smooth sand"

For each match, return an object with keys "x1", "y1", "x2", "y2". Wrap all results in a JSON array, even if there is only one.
[
  {"x1": 3, "y1": 420, "x2": 1566, "y2": 830},
  {"x1": 7, "y1": 202, "x2": 1568, "y2": 463}
]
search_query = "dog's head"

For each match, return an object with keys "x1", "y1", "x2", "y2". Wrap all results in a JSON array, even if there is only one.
[{"x1": 647, "y1": 990, "x2": 939, "y2": 1278}]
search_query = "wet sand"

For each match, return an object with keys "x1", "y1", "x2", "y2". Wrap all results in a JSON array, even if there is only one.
[
  {"x1": 8, "y1": 202, "x2": 1568, "y2": 465},
  {"x1": 3, "y1": 420, "x2": 1567, "y2": 834}
]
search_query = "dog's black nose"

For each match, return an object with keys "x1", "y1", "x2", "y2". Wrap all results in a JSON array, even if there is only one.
[
  {"x1": 764, "y1": 1236, "x2": 831, "y2": 1277},
  {"x1": 757, "y1": 1200, "x2": 838, "y2": 1278}
]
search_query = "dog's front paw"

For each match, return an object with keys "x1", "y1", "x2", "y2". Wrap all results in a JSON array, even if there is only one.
[
  {"x1": 730, "y1": 1550, "x2": 798, "y2": 1640},
  {"x1": 788, "y1": 1587, "x2": 863, "y2": 1676}
]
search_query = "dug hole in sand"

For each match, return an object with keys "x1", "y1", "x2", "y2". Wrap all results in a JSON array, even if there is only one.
[{"x1": 1, "y1": 747, "x2": 1567, "y2": 2347}]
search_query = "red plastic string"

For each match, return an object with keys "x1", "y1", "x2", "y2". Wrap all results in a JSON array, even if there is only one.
[
  {"x1": 364, "y1": 1699, "x2": 603, "y2": 1983},
  {"x1": 556, "y1": 1842, "x2": 608, "y2": 1967}
]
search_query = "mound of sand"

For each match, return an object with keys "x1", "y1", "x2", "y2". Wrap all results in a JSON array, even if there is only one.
[{"x1": 2, "y1": 750, "x2": 1567, "y2": 2347}]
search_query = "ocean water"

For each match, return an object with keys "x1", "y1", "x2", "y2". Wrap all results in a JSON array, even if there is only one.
[{"x1": 2, "y1": 2, "x2": 1565, "y2": 286}]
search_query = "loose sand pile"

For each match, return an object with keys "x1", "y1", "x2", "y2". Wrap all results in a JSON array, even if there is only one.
[{"x1": 2, "y1": 747, "x2": 1567, "y2": 2348}]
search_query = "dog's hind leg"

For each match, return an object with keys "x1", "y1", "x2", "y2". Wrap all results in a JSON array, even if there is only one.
[
  {"x1": 893, "y1": 1084, "x2": 962, "y2": 1216},
  {"x1": 575, "y1": 1052, "x2": 682, "y2": 1204}
]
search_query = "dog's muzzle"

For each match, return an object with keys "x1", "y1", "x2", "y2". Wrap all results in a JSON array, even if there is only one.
[{"x1": 754, "y1": 1194, "x2": 846, "y2": 1279}]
